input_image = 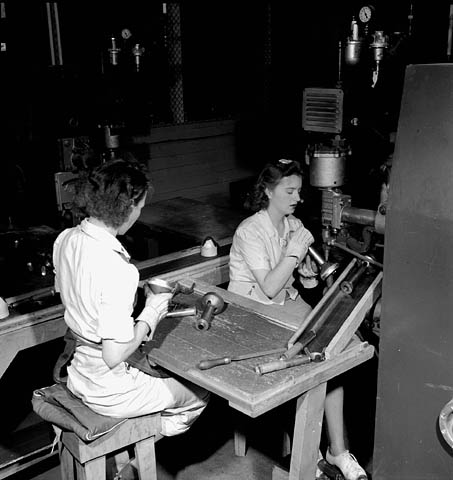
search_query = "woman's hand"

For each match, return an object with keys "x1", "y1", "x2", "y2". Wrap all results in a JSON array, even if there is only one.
[
  {"x1": 136, "y1": 286, "x2": 173, "y2": 337},
  {"x1": 102, "y1": 288, "x2": 172, "y2": 369},
  {"x1": 287, "y1": 227, "x2": 314, "y2": 262},
  {"x1": 298, "y1": 255, "x2": 318, "y2": 278},
  {"x1": 298, "y1": 255, "x2": 319, "y2": 289}
]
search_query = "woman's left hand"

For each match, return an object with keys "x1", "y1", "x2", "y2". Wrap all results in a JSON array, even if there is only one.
[{"x1": 298, "y1": 255, "x2": 318, "y2": 278}]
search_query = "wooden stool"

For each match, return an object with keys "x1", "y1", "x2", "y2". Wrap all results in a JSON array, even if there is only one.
[{"x1": 59, "y1": 413, "x2": 161, "y2": 479}]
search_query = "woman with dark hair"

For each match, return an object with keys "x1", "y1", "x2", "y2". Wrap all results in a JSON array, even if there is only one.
[
  {"x1": 228, "y1": 159, "x2": 367, "y2": 480},
  {"x1": 53, "y1": 159, "x2": 209, "y2": 438},
  {"x1": 229, "y1": 159, "x2": 316, "y2": 320}
]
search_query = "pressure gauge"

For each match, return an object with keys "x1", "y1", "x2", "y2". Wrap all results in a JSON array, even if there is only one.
[
  {"x1": 121, "y1": 28, "x2": 132, "y2": 40},
  {"x1": 359, "y1": 5, "x2": 375, "y2": 23}
]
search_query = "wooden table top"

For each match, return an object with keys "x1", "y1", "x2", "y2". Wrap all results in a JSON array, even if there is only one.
[
  {"x1": 138, "y1": 197, "x2": 245, "y2": 244},
  {"x1": 146, "y1": 288, "x2": 375, "y2": 418}
]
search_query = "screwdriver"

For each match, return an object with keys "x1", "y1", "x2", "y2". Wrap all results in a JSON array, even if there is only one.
[{"x1": 196, "y1": 347, "x2": 287, "y2": 370}]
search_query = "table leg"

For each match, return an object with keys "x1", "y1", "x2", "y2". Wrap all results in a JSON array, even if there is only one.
[
  {"x1": 0, "y1": 344, "x2": 18, "y2": 379},
  {"x1": 290, "y1": 382, "x2": 327, "y2": 480},
  {"x1": 233, "y1": 410, "x2": 249, "y2": 456},
  {"x1": 272, "y1": 382, "x2": 327, "y2": 480}
]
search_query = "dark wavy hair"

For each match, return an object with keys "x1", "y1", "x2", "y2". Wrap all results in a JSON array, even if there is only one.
[
  {"x1": 74, "y1": 159, "x2": 151, "y2": 228},
  {"x1": 245, "y1": 159, "x2": 303, "y2": 212}
]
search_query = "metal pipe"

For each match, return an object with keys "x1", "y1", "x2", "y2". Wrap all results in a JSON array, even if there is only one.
[
  {"x1": 330, "y1": 240, "x2": 383, "y2": 269},
  {"x1": 166, "y1": 307, "x2": 197, "y2": 318},
  {"x1": 308, "y1": 246, "x2": 339, "y2": 281},
  {"x1": 341, "y1": 207, "x2": 377, "y2": 227},
  {"x1": 340, "y1": 263, "x2": 369, "y2": 295}
]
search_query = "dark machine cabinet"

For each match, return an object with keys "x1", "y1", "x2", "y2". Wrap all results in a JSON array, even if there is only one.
[{"x1": 373, "y1": 64, "x2": 453, "y2": 479}]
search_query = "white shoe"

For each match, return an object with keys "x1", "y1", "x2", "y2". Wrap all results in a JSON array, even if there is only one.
[{"x1": 325, "y1": 450, "x2": 367, "y2": 480}]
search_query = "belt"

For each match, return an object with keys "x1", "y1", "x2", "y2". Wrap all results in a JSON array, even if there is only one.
[{"x1": 53, "y1": 328, "x2": 170, "y2": 383}]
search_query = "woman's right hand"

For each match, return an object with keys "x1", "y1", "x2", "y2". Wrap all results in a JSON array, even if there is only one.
[{"x1": 286, "y1": 227, "x2": 314, "y2": 262}]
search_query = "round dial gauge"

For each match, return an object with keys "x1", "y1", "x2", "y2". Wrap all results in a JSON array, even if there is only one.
[
  {"x1": 359, "y1": 5, "x2": 374, "y2": 23},
  {"x1": 121, "y1": 28, "x2": 132, "y2": 40}
]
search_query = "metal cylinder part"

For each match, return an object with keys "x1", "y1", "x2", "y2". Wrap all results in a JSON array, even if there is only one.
[
  {"x1": 192, "y1": 292, "x2": 224, "y2": 332},
  {"x1": 104, "y1": 126, "x2": 120, "y2": 150},
  {"x1": 370, "y1": 31, "x2": 388, "y2": 62},
  {"x1": 345, "y1": 39, "x2": 363, "y2": 66},
  {"x1": 193, "y1": 304, "x2": 215, "y2": 331},
  {"x1": 193, "y1": 315, "x2": 211, "y2": 331},
  {"x1": 309, "y1": 151, "x2": 346, "y2": 188},
  {"x1": 341, "y1": 206, "x2": 376, "y2": 227},
  {"x1": 307, "y1": 246, "x2": 339, "y2": 281},
  {"x1": 166, "y1": 306, "x2": 197, "y2": 318},
  {"x1": 340, "y1": 263, "x2": 368, "y2": 295}
]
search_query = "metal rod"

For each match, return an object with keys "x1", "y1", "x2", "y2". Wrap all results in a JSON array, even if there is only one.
[
  {"x1": 340, "y1": 263, "x2": 368, "y2": 295},
  {"x1": 330, "y1": 241, "x2": 384, "y2": 268},
  {"x1": 341, "y1": 207, "x2": 377, "y2": 226}
]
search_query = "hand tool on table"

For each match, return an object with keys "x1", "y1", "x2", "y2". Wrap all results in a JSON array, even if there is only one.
[
  {"x1": 256, "y1": 349, "x2": 325, "y2": 375},
  {"x1": 165, "y1": 306, "x2": 197, "y2": 318},
  {"x1": 196, "y1": 347, "x2": 287, "y2": 370},
  {"x1": 193, "y1": 292, "x2": 224, "y2": 331}
]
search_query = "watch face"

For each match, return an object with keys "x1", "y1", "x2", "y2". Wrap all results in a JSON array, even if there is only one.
[{"x1": 359, "y1": 5, "x2": 373, "y2": 23}]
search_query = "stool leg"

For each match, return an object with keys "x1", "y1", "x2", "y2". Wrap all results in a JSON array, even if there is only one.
[
  {"x1": 234, "y1": 429, "x2": 247, "y2": 457},
  {"x1": 281, "y1": 430, "x2": 292, "y2": 458},
  {"x1": 135, "y1": 436, "x2": 157, "y2": 480},
  {"x1": 59, "y1": 445, "x2": 75, "y2": 480},
  {"x1": 76, "y1": 456, "x2": 105, "y2": 480},
  {"x1": 109, "y1": 448, "x2": 131, "y2": 478}
]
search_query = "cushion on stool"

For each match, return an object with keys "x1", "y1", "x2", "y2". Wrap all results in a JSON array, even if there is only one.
[{"x1": 32, "y1": 383, "x2": 127, "y2": 441}]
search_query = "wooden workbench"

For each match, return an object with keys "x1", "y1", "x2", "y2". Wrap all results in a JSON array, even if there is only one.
[{"x1": 145, "y1": 276, "x2": 378, "y2": 480}]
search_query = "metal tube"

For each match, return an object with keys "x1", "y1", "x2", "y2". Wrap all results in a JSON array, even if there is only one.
[
  {"x1": 331, "y1": 241, "x2": 384, "y2": 269},
  {"x1": 340, "y1": 263, "x2": 368, "y2": 295},
  {"x1": 308, "y1": 246, "x2": 324, "y2": 265},
  {"x1": 341, "y1": 207, "x2": 376, "y2": 226},
  {"x1": 166, "y1": 307, "x2": 197, "y2": 318}
]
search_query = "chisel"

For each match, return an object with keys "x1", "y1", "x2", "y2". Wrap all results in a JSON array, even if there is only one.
[{"x1": 196, "y1": 347, "x2": 287, "y2": 370}]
